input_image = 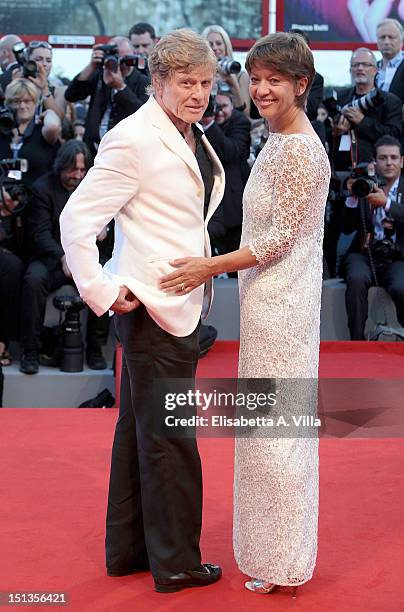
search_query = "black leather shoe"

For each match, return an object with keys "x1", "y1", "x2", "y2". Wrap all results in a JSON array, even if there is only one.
[
  {"x1": 20, "y1": 350, "x2": 39, "y2": 375},
  {"x1": 86, "y1": 346, "x2": 107, "y2": 370},
  {"x1": 154, "y1": 563, "x2": 222, "y2": 593}
]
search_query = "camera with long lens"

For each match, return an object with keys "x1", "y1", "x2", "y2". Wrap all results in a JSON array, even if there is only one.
[
  {"x1": 53, "y1": 295, "x2": 86, "y2": 372},
  {"x1": 12, "y1": 41, "x2": 38, "y2": 79},
  {"x1": 97, "y1": 43, "x2": 120, "y2": 72},
  {"x1": 218, "y1": 56, "x2": 241, "y2": 75},
  {"x1": 324, "y1": 88, "x2": 385, "y2": 122},
  {"x1": 0, "y1": 159, "x2": 30, "y2": 248},
  {"x1": 350, "y1": 162, "x2": 379, "y2": 198},
  {"x1": 372, "y1": 217, "x2": 401, "y2": 266}
]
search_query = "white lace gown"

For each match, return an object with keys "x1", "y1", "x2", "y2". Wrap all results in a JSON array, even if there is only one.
[{"x1": 233, "y1": 133, "x2": 331, "y2": 585}]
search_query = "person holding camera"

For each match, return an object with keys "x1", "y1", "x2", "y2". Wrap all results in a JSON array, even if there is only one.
[
  {"x1": 342, "y1": 135, "x2": 404, "y2": 340},
  {"x1": 0, "y1": 187, "x2": 25, "y2": 366},
  {"x1": 201, "y1": 85, "x2": 251, "y2": 257},
  {"x1": 19, "y1": 140, "x2": 112, "y2": 374},
  {"x1": 65, "y1": 36, "x2": 149, "y2": 156},
  {"x1": 201, "y1": 25, "x2": 251, "y2": 117},
  {"x1": 0, "y1": 79, "x2": 61, "y2": 186},
  {"x1": 0, "y1": 34, "x2": 22, "y2": 92},
  {"x1": 332, "y1": 48, "x2": 402, "y2": 170}
]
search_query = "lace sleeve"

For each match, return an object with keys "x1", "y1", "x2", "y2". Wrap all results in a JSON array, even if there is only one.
[{"x1": 249, "y1": 136, "x2": 327, "y2": 265}]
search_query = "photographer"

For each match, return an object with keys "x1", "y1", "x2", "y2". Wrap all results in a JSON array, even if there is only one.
[
  {"x1": 0, "y1": 188, "x2": 24, "y2": 366},
  {"x1": 20, "y1": 140, "x2": 112, "y2": 374},
  {"x1": 201, "y1": 25, "x2": 251, "y2": 117},
  {"x1": 0, "y1": 79, "x2": 61, "y2": 186},
  {"x1": 202, "y1": 85, "x2": 250, "y2": 257},
  {"x1": 0, "y1": 34, "x2": 22, "y2": 91},
  {"x1": 65, "y1": 36, "x2": 149, "y2": 156},
  {"x1": 331, "y1": 48, "x2": 402, "y2": 171},
  {"x1": 342, "y1": 135, "x2": 404, "y2": 340}
]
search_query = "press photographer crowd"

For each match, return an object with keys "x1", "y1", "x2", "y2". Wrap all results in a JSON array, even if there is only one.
[{"x1": 1, "y1": 17, "x2": 404, "y2": 384}]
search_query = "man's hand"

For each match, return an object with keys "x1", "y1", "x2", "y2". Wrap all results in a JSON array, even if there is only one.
[
  {"x1": 110, "y1": 285, "x2": 140, "y2": 314},
  {"x1": 61, "y1": 254, "x2": 72, "y2": 278},
  {"x1": 0, "y1": 189, "x2": 18, "y2": 216},
  {"x1": 90, "y1": 44, "x2": 106, "y2": 69},
  {"x1": 342, "y1": 106, "x2": 365, "y2": 125},
  {"x1": 367, "y1": 186, "x2": 388, "y2": 209},
  {"x1": 103, "y1": 65, "x2": 125, "y2": 89},
  {"x1": 333, "y1": 115, "x2": 351, "y2": 136}
]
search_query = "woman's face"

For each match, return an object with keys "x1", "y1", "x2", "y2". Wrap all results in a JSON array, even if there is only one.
[
  {"x1": 207, "y1": 32, "x2": 226, "y2": 59},
  {"x1": 30, "y1": 47, "x2": 52, "y2": 78},
  {"x1": 11, "y1": 94, "x2": 36, "y2": 123},
  {"x1": 249, "y1": 62, "x2": 307, "y2": 123}
]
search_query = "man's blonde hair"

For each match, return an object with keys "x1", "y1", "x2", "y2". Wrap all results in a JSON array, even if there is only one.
[{"x1": 148, "y1": 28, "x2": 217, "y2": 85}]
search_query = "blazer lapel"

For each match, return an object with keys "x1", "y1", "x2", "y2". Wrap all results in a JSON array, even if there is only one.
[
  {"x1": 145, "y1": 96, "x2": 202, "y2": 182},
  {"x1": 200, "y1": 132, "x2": 225, "y2": 224}
]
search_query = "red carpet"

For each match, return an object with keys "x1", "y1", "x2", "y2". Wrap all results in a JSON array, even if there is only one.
[{"x1": 0, "y1": 342, "x2": 403, "y2": 611}]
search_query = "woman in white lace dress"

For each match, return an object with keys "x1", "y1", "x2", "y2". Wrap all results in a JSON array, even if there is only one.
[{"x1": 159, "y1": 32, "x2": 330, "y2": 597}]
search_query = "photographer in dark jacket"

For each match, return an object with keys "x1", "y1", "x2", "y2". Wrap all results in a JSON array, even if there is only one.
[
  {"x1": 20, "y1": 140, "x2": 113, "y2": 373},
  {"x1": 342, "y1": 135, "x2": 404, "y2": 340},
  {"x1": 202, "y1": 86, "x2": 250, "y2": 258},
  {"x1": 65, "y1": 36, "x2": 149, "y2": 156},
  {"x1": 332, "y1": 48, "x2": 402, "y2": 171}
]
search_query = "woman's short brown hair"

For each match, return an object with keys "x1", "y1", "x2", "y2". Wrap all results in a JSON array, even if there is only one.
[
  {"x1": 148, "y1": 28, "x2": 217, "y2": 85},
  {"x1": 246, "y1": 32, "x2": 315, "y2": 109}
]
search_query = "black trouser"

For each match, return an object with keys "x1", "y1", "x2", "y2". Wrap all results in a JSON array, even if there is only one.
[
  {"x1": 106, "y1": 306, "x2": 202, "y2": 579},
  {"x1": 0, "y1": 249, "x2": 24, "y2": 344},
  {"x1": 343, "y1": 252, "x2": 404, "y2": 340},
  {"x1": 20, "y1": 259, "x2": 109, "y2": 352}
]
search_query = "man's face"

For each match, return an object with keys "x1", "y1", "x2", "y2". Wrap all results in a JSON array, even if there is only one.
[
  {"x1": 377, "y1": 23, "x2": 403, "y2": 61},
  {"x1": 60, "y1": 153, "x2": 87, "y2": 191},
  {"x1": 130, "y1": 32, "x2": 155, "y2": 57},
  {"x1": 108, "y1": 40, "x2": 135, "y2": 78},
  {"x1": 215, "y1": 93, "x2": 233, "y2": 124},
  {"x1": 375, "y1": 145, "x2": 403, "y2": 181},
  {"x1": 350, "y1": 50, "x2": 377, "y2": 87},
  {"x1": 156, "y1": 65, "x2": 214, "y2": 126}
]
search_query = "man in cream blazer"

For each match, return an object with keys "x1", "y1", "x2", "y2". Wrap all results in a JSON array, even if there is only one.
[{"x1": 60, "y1": 30, "x2": 225, "y2": 593}]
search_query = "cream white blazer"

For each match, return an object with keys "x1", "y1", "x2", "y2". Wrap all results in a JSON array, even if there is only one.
[{"x1": 60, "y1": 96, "x2": 225, "y2": 337}]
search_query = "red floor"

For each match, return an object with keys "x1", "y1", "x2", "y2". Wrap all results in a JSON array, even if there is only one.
[{"x1": 0, "y1": 342, "x2": 403, "y2": 611}]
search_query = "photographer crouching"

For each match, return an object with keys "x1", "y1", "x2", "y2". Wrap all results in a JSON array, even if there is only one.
[
  {"x1": 342, "y1": 135, "x2": 404, "y2": 340},
  {"x1": 20, "y1": 140, "x2": 113, "y2": 373},
  {"x1": 65, "y1": 36, "x2": 149, "y2": 156}
]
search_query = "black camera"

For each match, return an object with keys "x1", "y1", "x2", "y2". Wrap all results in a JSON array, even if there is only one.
[
  {"x1": 0, "y1": 103, "x2": 16, "y2": 136},
  {"x1": 0, "y1": 159, "x2": 30, "y2": 212},
  {"x1": 218, "y1": 57, "x2": 241, "y2": 75},
  {"x1": 372, "y1": 217, "x2": 401, "y2": 266},
  {"x1": 120, "y1": 53, "x2": 148, "y2": 72},
  {"x1": 97, "y1": 44, "x2": 120, "y2": 72},
  {"x1": 12, "y1": 41, "x2": 38, "y2": 79},
  {"x1": 324, "y1": 88, "x2": 384, "y2": 122},
  {"x1": 350, "y1": 163, "x2": 378, "y2": 198},
  {"x1": 53, "y1": 295, "x2": 86, "y2": 372}
]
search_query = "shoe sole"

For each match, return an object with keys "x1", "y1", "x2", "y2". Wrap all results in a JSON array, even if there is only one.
[{"x1": 155, "y1": 577, "x2": 221, "y2": 593}]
